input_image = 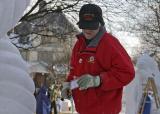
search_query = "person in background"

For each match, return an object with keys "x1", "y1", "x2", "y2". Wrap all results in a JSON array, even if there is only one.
[
  {"x1": 36, "y1": 84, "x2": 51, "y2": 114},
  {"x1": 62, "y1": 3, "x2": 135, "y2": 114}
]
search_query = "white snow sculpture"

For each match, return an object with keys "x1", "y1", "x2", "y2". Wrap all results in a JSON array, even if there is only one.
[
  {"x1": 125, "y1": 53, "x2": 160, "y2": 114},
  {"x1": 0, "y1": 0, "x2": 36, "y2": 114}
]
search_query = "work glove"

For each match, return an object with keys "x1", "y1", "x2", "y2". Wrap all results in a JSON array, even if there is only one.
[
  {"x1": 61, "y1": 82, "x2": 72, "y2": 99},
  {"x1": 77, "y1": 74, "x2": 101, "y2": 90}
]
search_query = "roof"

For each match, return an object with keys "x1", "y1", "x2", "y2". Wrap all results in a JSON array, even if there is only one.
[
  {"x1": 14, "y1": 12, "x2": 79, "y2": 37},
  {"x1": 28, "y1": 61, "x2": 49, "y2": 74}
]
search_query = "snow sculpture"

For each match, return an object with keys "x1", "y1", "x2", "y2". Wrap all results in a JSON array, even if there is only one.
[
  {"x1": 125, "y1": 53, "x2": 160, "y2": 114},
  {"x1": 0, "y1": 0, "x2": 36, "y2": 114}
]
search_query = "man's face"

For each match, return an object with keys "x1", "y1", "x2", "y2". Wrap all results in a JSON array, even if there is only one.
[{"x1": 82, "y1": 27, "x2": 100, "y2": 39}]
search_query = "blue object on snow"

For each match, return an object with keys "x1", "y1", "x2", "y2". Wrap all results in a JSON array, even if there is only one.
[
  {"x1": 36, "y1": 85, "x2": 51, "y2": 114},
  {"x1": 143, "y1": 95, "x2": 152, "y2": 114}
]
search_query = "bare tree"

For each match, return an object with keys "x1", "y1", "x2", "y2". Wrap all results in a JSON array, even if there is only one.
[
  {"x1": 122, "y1": 0, "x2": 160, "y2": 66},
  {"x1": 20, "y1": 0, "x2": 81, "y2": 21}
]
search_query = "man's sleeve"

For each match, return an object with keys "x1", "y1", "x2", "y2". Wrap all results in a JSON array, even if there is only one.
[
  {"x1": 66, "y1": 41, "x2": 79, "y2": 82},
  {"x1": 97, "y1": 36, "x2": 135, "y2": 91}
]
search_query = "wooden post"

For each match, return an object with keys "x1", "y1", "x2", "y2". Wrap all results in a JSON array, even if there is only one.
[{"x1": 138, "y1": 77, "x2": 160, "y2": 114}]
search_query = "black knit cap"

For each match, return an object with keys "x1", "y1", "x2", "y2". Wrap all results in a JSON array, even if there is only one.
[{"x1": 77, "y1": 4, "x2": 105, "y2": 30}]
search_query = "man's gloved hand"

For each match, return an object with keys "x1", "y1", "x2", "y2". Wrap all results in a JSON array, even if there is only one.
[
  {"x1": 77, "y1": 74, "x2": 101, "y2": 90},
  {"x1": 61, "y1": 82, "x2": 72, "y2": 99}
]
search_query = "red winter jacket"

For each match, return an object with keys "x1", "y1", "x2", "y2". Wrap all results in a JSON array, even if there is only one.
[{"x1": 67, "y1": 27, "x2": 135, "y2": 114}]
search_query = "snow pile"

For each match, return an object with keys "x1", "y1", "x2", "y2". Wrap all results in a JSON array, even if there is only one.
[
  {"x1": 0, "y1": 0, "x2": 36, "y2": 114},
  {"x1": 125, "y1": 53, "x2": 160, "y2": 114}
]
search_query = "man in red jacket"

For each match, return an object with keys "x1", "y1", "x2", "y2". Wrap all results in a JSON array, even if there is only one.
[{"x1": 62, "y1": 4, "x2": 135, "y2": 114}]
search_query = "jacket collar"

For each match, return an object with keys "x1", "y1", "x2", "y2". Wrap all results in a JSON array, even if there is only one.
[{"x1": 76, "y1": 26, "x2": 106, "y2": 47}]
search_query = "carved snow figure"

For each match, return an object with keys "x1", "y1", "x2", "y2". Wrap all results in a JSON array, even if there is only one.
[
  {"x1": 125, "y1": 53, "x2": 160, "y2": 114},
  {"x1": 0, "y1": 0, "x2": 36, "y2": 114}
]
